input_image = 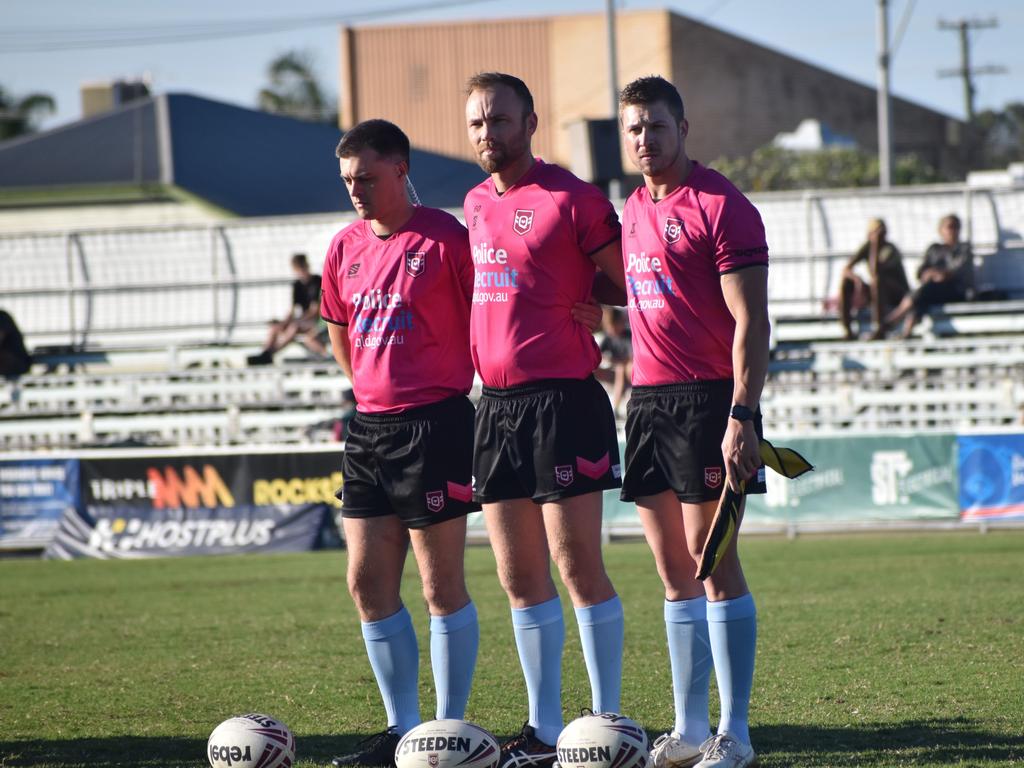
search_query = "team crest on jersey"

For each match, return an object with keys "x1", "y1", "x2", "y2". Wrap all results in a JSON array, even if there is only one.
[
  {"x1": 704, "y1": 467, "x2": 723, "y2": 489},
  {"x1": 664, "y1": 217, "x2": 685, "y2": 243},
  {"x1": 554, "y1": 465, "x2": 574, "y2": 487},
  {"x1": 425, "y1": 490, "x2": 445, "y2": 513},
  {"x1": 513, "y1": 209, "x2": 534, "y2": 235},
  {"x1": 405, "y1": 251, "x2": 426, "y2": 277}
]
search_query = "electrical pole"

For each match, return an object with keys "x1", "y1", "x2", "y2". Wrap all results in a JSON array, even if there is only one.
[
  {"x1": 605, "y1": 0, "x2": 622, "y2": 201},
  {"x1": 877, "y1": 0, "x2": 893, "y2": 189}
]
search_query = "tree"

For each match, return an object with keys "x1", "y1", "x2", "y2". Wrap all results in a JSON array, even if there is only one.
[
  {"x1": 0, "y1": 85, "x2": 56, "y2": 141},
  {"x1": 710, "y1": 145, "x2": 943, "y2": 192},
  {"x1": 975, "y1": 102, "x2": 1024, "y2": 170},
  {"x1": 258, "y1": 50, "x2": 335, "y2": 123}
]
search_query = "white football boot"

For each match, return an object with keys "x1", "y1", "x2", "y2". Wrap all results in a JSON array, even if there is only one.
[
  {"x1": 649, "y1": 732, "x2": 705, "y2": 768},
  {"x1": 694, "y1": 734, "x2": 756, "y2": 768}
]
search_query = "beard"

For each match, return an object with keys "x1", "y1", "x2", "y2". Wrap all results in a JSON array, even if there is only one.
[{"x1": 475, "y1": 124, "x2": 530, "y2": 174}]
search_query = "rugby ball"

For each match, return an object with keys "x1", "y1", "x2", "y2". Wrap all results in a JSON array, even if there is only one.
[
  {"x1": 208, "y1": 713, "x2": 295, "y2": 768},
  {"x1": 395, "y1": 719, "x2": 499, "y2": 768},
  {"x1": 556, "y1": 713, "x2": 649, "y2": 768}
]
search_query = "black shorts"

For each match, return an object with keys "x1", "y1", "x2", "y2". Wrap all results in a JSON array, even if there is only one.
[
  {"x1": 474, "y1": 376, "x2": 622, "y2": 504},
  {"x1": 621, "y1": 379, "x2": 767, "y2": 504},
  {"x1": 340, "y1": 395, "x2": 479, "y2": 529}
]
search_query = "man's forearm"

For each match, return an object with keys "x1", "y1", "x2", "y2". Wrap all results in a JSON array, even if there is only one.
[{"x1": 732, "y1": 316, "x2": 770, "y2": 409}]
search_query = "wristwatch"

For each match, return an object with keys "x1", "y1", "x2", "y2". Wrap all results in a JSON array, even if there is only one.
[{"x1": 729, "y1": 404, "x2": 756, "y2": 422}]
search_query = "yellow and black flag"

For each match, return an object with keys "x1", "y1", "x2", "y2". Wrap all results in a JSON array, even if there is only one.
[{"x1": 695, "y1": 439, "x2": 813, "y2": 581}]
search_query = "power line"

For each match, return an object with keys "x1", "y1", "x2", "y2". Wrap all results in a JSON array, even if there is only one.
[
  {"x1": 936, "y1": 16, "x2": 1006, "y2": 123},
  {"x1": 0, "y1": 0, "x2": 502, "y2": 53}
]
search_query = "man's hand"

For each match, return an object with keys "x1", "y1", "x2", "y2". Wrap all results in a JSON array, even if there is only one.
[
  {"x1": 722, "y1": 417, "x2": 760, "y2": 493},
  {"x1": 572, "y1": 298, "x2": 603, "y2": 332}
]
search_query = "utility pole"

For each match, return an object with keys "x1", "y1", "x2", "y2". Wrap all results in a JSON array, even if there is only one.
[
  {"x1": 938, "y1": 17, "x2": 1006, "y2": 166},
  {"x1": 877, "y1": 0, "x2": 893, "y2": 189},
  {"x1": 605, "y1": 0, "x2": 622, "y2": 201}
]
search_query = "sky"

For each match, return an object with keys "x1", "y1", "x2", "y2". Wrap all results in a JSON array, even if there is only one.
[{"x1": 2, "y1": 0, "x2": 1022, "y2": 132}]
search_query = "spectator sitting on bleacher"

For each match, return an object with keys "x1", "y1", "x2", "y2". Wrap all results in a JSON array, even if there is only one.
[
  {"x1": 248, "y1": 253, "x2": 326, "y2": 365},
  {"x1": 886, "y1": 214, "x2": 975, "y2": 340},
  {"x1": 0, "y1": 309, "x2": 31, "y2": 379},
  {"x1": 838, "y1": 218, "x2": 909, "y2": 340}
]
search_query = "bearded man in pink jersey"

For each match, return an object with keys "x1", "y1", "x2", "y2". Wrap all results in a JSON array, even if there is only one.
[
  {"x1": 618, "y1": 76, "x2": 770, "y2": 768},
  {"x1": 322, "y1": 119, "x2": 481, "y2": 768},
  {"x1": 463, "y1": 72, "x2": 628, "y2": 768}
]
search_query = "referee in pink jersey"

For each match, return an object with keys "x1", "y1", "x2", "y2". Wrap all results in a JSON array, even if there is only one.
[{"x1": 463, "y1": 72, "x2": 628, "y2": 768}]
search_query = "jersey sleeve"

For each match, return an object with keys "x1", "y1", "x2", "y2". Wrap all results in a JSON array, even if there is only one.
[
  {"x1": 571, "y1": 187, "x2": 621, "y2": 257},
  {"x1": 319, "y1": 236, "x2": 348, "y2": 326},
  {"x1": 711, "y1": 192, "x2": 769, "y2": 274}
]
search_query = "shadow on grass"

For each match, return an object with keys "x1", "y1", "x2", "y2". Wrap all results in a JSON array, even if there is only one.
[
  {"x1": 0, "y1": 733, "x2": 366, "y2": 767},
  {"x1": 751, "y1": 717, "x2": 1024, "y2": 766}
]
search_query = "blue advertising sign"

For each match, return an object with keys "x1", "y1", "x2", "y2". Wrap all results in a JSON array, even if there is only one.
[
  {"x1": 958, "y1": 433, "x2": 1024, "y2": 521},
  {"x1": 0, "y1": 459, "x2": 79, "y2": 548}
]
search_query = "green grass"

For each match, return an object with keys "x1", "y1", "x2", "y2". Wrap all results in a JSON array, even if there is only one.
[{"x1": 2, "y1": 532, "x2": 1023, "y2": 767}]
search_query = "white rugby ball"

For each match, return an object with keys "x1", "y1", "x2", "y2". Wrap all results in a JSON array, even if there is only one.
[
  {"x1": 395, "y1": 719, "x2": 499, "y2": 768},
  {"x1": 208, "y1": 713, "x2": 295, "y2": 768},
  {"x1": 556, "y1": 713, "x2": 649, "y2": 768}
]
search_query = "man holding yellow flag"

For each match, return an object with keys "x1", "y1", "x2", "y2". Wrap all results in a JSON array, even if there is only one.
[{"x1": 616, "y1": 76, "x2": 810, "y2": 768}]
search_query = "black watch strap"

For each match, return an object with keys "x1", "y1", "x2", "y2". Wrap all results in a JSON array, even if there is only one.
[{"x1": 730, "y1": 404, "x2": 756, "y2": 422}]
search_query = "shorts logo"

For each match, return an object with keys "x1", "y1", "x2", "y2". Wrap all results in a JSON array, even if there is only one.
[
  {"x1": 704, "y1": 467, "x2": 723, "y2": 489},
  {"x1": 347, "y1": 263, "x2": 361, "y2": 277},
  {"x1": 554, "y1": 465, "x2": 574, "y2": 487},
  {"x1": 446, "y1": 481, "x2": 472, "y2": 503},
  {"x1": 664, "y1": 217, "x2": 684, "y2": 243},
  {"x1": 513, "y1": 209, "x2": 534, "y2": 235},
  {"x1": 425, "y1": 490, "x2": 445, "y2": 513},
  {"x1": 576, "y1": 453, "x2": 610, "y2": 480},
  {"x1": 405, "y1": 251, "x2": 426, "y2": 277},
  {"x1": 612, "y1": 463, "x2": 622, "y2": 479}
]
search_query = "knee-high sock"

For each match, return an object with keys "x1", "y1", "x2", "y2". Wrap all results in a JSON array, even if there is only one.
[
  {"x1": 664, "y1": 596, "x2": 712, "y2": 744},
  {"x1": 361, "y1": 606, "x2": 420, "y2": 735},
  {"x1": 511, "y1": 596, "x2": 565, "y2": 745},
  {"x1": 430, "y1": 601, "x2": 479, "y2": 720},
  {"x1": 707, "y1": 593, "x2": 757, "y2": 746},
  {"x1": 575, "y1": 595, "x2": 624, "y2": 714}
]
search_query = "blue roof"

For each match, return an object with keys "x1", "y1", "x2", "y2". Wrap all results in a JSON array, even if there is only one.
[{"x1": 0, "y1": 93, "x2": 485, "y2": 215}]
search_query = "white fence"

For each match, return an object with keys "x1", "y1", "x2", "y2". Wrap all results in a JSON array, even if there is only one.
[{"x1": 2, "y1": 184, "x2": 1022, "y2": 350}]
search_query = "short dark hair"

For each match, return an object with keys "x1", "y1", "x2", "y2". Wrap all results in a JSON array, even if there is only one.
[
  {"x1": 335, "y1": 119, "x2": 411, "y2": 165},
  {"x1": 619, "y1": 75, "x2": 685, "y2": 123},
  {"x1": 941, "y1": 213, "x2": 961, "y2": 229},
  {"x1": 291, "y1": 253, "x2": 309, "y2": 269},
  {"x1": 465, "y1": 72, "x2": 534, "y2": 117}
]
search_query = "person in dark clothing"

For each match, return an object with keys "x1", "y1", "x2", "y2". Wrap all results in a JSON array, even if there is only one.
[
  {"x1": 0, "y1": 309, "x2": 31, "y2": 378},
  {"x1": 838, "y1": 218, "x2": 909, "y2": 340},
  {"x1": 248, "y1": 253, "x2": 326, "y2": 365},
  {"x1": 886, "y1": 214, "x2": 975, "y2": 339}
]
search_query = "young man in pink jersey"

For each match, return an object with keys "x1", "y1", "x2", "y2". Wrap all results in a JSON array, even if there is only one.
[
  {"x1": 618, "y1": 76, "x2": 770, "y2": 768},
  {"x1": 463, "y1": 72, "x2": 628, "y2": 768},
  {"x1": 321, "y1": 119, "x2": 481, "y2": 768}
]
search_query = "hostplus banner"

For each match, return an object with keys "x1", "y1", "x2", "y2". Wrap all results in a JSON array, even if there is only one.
[{"x1": 45, "y1": 452, "x2": 343, "y2": 559}]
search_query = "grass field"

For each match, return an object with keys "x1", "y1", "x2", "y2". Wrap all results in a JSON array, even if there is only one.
[{"x1": 2, "y1": 532, "x2": 1023, "y2": 767}]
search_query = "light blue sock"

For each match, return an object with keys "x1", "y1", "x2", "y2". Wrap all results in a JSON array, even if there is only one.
[
  {"x1": 361, "y1": 606, "x2": 420, "y2": 735},
  {"x1": 707, "y1": 593, "x2": 757, "y2": 746},
  {"x1": 430, "y1": 601, "x2": 479, "y2": 720},
  {"x1": 511, "y1": 596, "x2": 565, "y2": 745},
  {"x1": 575, "y1": 595, "x2": 624, "y2": 714},
  {"x1": 664, "y1": 596, "x2": 712, "y2": 745}
]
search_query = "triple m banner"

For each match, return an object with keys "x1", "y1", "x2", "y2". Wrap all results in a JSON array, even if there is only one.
[{"x1": 42, "y1": 452, "x2": 343, "y2": 560}]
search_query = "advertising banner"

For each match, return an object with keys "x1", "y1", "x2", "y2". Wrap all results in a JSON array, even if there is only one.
[
  {"x1": 0, "y1": 459, "x2": 80, "y2": 548},
  {"x1": 958, "y1": 433, "x2": 1024, "y2": 521},
  {"x1": 45, "y1": 451, "x2": 343, "y2": 560}
]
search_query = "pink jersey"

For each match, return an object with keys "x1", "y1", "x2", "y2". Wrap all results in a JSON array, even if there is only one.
[
  {"x1": 622, "y1": 162, "x2": 769, "y2": 385},
  {"x1": 320, "y1": 206, "x2": 475, "y2": 413},
  {"x1": 464, "y1": 159, "x2": 620, "y2": 387}
]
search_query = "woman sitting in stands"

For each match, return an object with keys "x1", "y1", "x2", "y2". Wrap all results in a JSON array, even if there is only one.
[
  {"x1": 838, "y1": 218, "x2": 909, "y2": 340},
  {"x1": 886, "y1": 214, "x2": 975, "y2": 340}
]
